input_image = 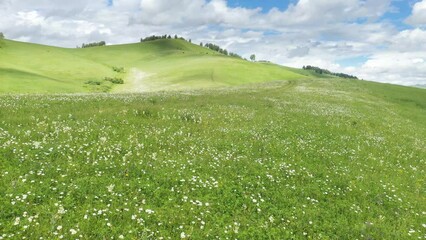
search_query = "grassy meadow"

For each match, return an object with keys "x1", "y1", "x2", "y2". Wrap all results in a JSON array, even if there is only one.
[
  {"x1": 0, "y1": 39, "x2": 308, "y2": 94},
  {"x1": 0, "y1": 78, "x2": 425, "y2": 239}
]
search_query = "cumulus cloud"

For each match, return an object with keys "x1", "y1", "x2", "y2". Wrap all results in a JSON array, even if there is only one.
[
  {"x1": 391, "y1": 28, "x2": 426, "y2": 51},
  {"x1": 355, "y1": 28, "x2": 426, "y2": 85},
  {"x1": 406, "y1": 0, "x2": 426, "y2": 26},
  {"x1": 0, "y1": 0, "x2": 424, "y2": 85},
  {"x1": 360, "y1": 51, "x2": 426, "y2": 85},
  {"x1": 264, "y1": 0, "x2": 391, "y2": 27},
  {"x1": 133, "y1": 0, "x2": 260, "y2": 27}
]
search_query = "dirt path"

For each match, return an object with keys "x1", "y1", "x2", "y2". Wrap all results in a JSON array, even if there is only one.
[{"x1": 120, "y1": 68, "x2": 152, "y2": 93}]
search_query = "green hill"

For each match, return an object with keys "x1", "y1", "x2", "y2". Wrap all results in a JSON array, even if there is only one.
[
  {"x1": 1, "y1": 37, "x2": 425, "y2": 239},
  {"x1": 0, "y1": 78, "x2": 425, "y2": 239},
  {"x1": 0, "y1": 40, "x2": 112, "y2": 93},
  {"x1": 0, "y1": 39, "x2": 309, "y2": 93}
]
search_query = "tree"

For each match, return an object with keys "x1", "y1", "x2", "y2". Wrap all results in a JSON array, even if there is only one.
[
  {"x1": 81, "y1": 41, "x2": 106, "y2": 48},
  {"x1": 302, "y1": 65, "x2": 358, "y2": 79},
  {"x1": 200, "y1": 42, "x2": 203, "y2": 47},
  {"x1": 250, "y1": 54, "x2": 256, "y2": 62},
  {"x1": 0, "y1": 32, "x2": 4, "y2": 39}
]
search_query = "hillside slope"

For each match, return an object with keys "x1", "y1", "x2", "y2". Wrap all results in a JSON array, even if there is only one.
[
  {"x1": 0, "y1": 78, "x2": 425, "y2": 239},
  {"x1": 0, "y1": 39, "x2": 309, "y2": 93},
  {"x1": 0, "y1": 40, "x2": 114, "y2": 93}
]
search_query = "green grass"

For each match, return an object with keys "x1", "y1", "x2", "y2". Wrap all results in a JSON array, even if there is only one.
[
  {"x1": 0, "y1": 79, "x2": 425, "y2": 239},
  {"x1": 0, "y1": 39, "x2": 309, "y2": 93},
  {"x1": 0, "y1": 40, "x2": 115, "y2": 93}
]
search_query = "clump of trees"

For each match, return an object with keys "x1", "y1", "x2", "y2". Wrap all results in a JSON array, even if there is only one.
[
  {"x1": 229, "y1": 52, "x2": 242, "y2": 58},
  {"x1": 331, "y1": 72, "x2": 358, "y2": 79},
  {"x1": 81, "y1": 41, "x2": 106, "y2": 48},
  {"x1": 202, "y1": 42, "x2": 242, "y2": 59},
  {"x1": 140, "y1": 34, "x2": 243, "y2": 59},
  {"x1": 204, "y1": 43, "x2": 227, "y2": 55},
  {"x1": 141, "y1": 35, "x2": 186, "y2": 42},
  {"x1": 303, "y1": 65, "x2": 358, "y2": 79}
]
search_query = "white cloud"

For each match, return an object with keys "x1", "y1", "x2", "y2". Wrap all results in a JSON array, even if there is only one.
[
  {"x1": 132, "y1": 0, "x2": 260, "y2": 27},
  {"x1": 359, "y1": 51, "x2": 426, "y2": 85},
  {"x1": 391, "y1": 28, "x2": 426, "y2": 51},
  {"x1": 354, "y1": 28, "x2": 426, "y2": 85},
  {"x1": 17, "y1": 11, "x2": 44, "y2": 27},
  {"x1": 0, "y1": 0, "x2": 425, "y2": 85},
  {"x1": 264, "y1": 0, "x2": 391, "y2": 27},
  {"x1": 406, "y1": 0, "x2": 426, "y2": 26}
]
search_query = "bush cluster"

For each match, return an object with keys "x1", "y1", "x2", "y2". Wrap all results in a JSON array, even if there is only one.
[
  {"x1": 303, "y1": 65, "x2": 358, "y2": 79},
  {"x1": 140, "y1": 34, "x2": 242, "y2": 59},
  {"x1": 81, "y1": 41, "x2": 106, "y2": 48},
  {"x1": 112, "y1": 66, "x2": 125, "y2": 73},
  {"x1": 141, "y1": 35, "x2": 188, "y2": 42},
  {"x1": 85, "y1": 80, "x2": 102, "y2": 85},
  {"x1": 201, "y1": 43, "x2": 242, "y2": 59},
  {"x1": 104, "y1": 77, "x2": 124, "y2": 84}
]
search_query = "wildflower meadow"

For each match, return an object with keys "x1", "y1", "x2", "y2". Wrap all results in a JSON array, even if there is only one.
[{"x1": 0, "y1": 79, "x2": 425, "y2": 239}]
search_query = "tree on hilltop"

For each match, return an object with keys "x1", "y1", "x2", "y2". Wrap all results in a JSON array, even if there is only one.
[
  {"x1": 81, "y1": 41, "x2": 106, "y2": 48},
  {"x1": 250, "y1": 54, "x2": 256, "y2": 62},
  {"x1": 303, "y1": 65, "x2": 358, "y2": 79},
  {"x1": 0, "y1": 32, "x2": 4, "y2": 39}
]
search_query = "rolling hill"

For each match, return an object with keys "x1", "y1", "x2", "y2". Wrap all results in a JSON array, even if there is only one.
[
  {"x1": 0, "y1": 37, "x2": 425, "y2": 239},
  {"x1": 0, "y1": 38, "x2": 312, "y2": 93}
]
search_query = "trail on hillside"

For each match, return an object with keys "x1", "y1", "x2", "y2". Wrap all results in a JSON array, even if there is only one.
[{"x1": 120, "y1": 68, "x2": 152, "y2": 93}]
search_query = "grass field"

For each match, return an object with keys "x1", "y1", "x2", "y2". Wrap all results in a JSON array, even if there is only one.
[
  {"x1": 0, "y1": 78, "x2": 425, "y2": 239},
  {"x1": 0, "y1": 39, "x2": 309, "y2": 93}
]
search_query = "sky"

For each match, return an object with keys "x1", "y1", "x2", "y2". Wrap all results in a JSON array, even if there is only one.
[{"x1": 0, "y1": 0, "x2": 426, "y2": 85}]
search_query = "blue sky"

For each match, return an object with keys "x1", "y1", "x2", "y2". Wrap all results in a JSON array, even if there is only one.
[
  {"x1": 381, "y1": 0, "x2": 415, "y2": 29},
  {"x1": 1, "y1": 0, "x2": 426, "y2": 85},
  {"x1": 227, "y1": 0, "x2": 414, "y2": 29},
  {"x1": 227, "y1": 0, "x2": 296, "y2": 12}
]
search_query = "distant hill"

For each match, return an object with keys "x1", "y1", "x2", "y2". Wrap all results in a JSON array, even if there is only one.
[
  {"x1": 0, "y1": 38, "x2": 313, "y2": 93},
  {"x1": 414, "y1": 84, "x2": 426, "y2": 89}
]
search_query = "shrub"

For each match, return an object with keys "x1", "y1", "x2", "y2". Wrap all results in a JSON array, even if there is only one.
[
  {"x1": 85, "y1": 80, "x2": 102, "y2": 85},
  {"x1": 112, "y1": 66, "x2": 125, "y2": 73},
  {"x1": 104, "y1": 77, "x2": 124, "y2": 84}
]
